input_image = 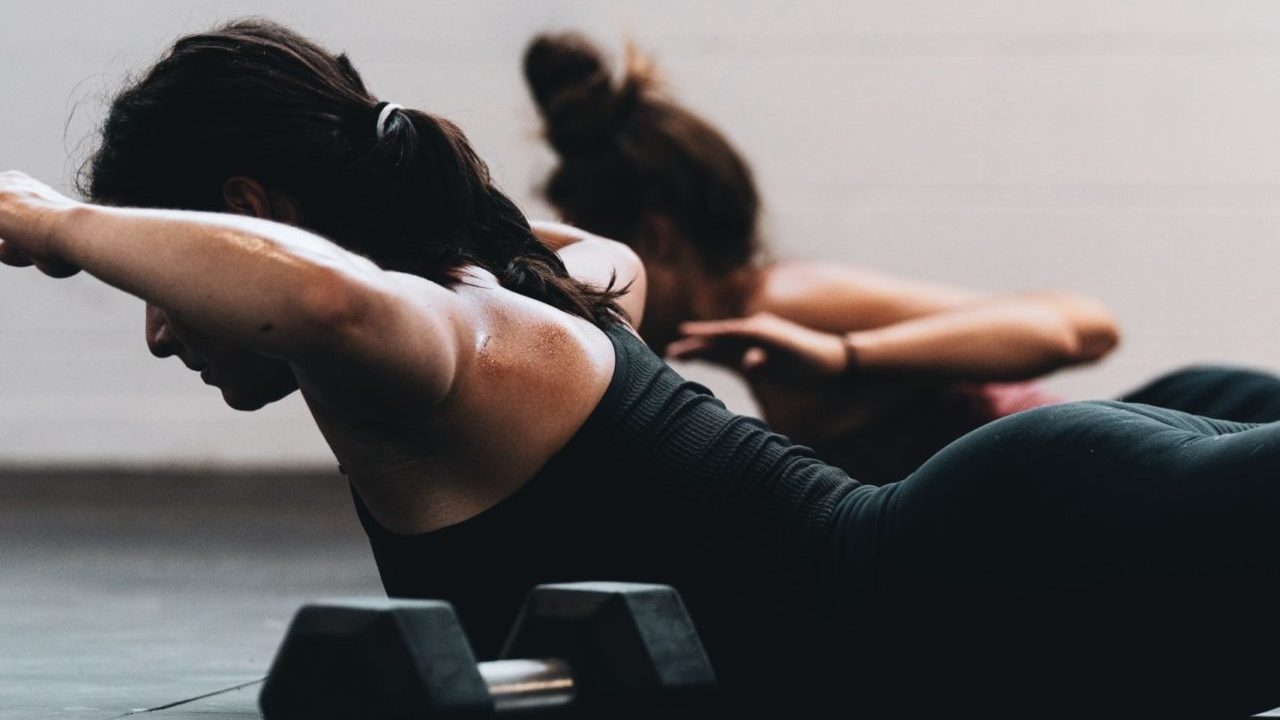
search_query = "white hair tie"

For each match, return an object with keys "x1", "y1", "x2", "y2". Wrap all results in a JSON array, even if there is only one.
[{"x1": 375, "y1": 103, "x2": 404, "y2": 139}]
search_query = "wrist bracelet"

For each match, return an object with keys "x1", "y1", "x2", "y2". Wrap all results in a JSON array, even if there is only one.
[{"x1": 841, "y1": 338, "x2": 860, "y2": 377}]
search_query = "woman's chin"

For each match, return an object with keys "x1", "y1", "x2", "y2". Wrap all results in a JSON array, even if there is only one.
[
  {"x1": 218, "y1": 382, "x2": 298, "y2": 412},
  {"x1": 219, "y1": 387, "x2": 271, "y2": 412}
]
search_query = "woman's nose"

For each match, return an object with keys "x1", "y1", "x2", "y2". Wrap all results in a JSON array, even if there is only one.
[{"x1": 145, "y1": 305, "x2": 180, "y2": 358}]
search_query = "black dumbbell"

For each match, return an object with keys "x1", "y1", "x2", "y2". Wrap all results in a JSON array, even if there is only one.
[{"x1": 259, "y1": 581, "x2": 716, "y2": 719}]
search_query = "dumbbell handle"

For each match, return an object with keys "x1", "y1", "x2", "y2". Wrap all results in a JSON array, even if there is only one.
[{"x1": 479, "y1": 658, "x2": 576, "y2": 714}]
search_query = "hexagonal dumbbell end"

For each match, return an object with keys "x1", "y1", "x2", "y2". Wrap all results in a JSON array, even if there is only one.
[
  {"x1": 259, "y1": 599, "x2": 492, "y2": 720},
  {"x1": 500, "y1": 582, "x2": 716, "y2": 717}
]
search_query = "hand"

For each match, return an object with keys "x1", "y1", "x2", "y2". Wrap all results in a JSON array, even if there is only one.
[
  {"x1": 0, "y1": 170, "x2": 82, "y2": 277},
  {"x1": 666, "y1": 312, "x2": 850, "y2": 384}
]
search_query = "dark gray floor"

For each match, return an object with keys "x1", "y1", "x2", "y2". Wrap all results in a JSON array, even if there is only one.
[
  {"x1": 6, "y1": 470, "x2": 1280, "y2": 719},
  {"x1": 1, "y1": 470, "x2": 382, "y2": 720}
]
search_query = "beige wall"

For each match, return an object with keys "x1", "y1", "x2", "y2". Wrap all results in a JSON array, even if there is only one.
[{"x1": 3, "y1": 0, "x2": 1280, "y2": 466}]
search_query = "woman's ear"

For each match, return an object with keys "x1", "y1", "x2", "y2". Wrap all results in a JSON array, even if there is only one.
[
  {"x1": 221, "y1": 177, "x2": 303, "y2": 224},
  {"x1": 221, "y1": 177, "x2": 271, "y2": 218}
]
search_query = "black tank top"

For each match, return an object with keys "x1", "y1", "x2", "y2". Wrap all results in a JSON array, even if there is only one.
[{"x1": 352, "y1": 322, "x2": 874, "y2": 690}]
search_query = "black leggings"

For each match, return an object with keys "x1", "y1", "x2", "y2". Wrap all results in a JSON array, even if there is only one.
[
  {"x1": 1121, "y1": 364, "x2": 1280, "y2": 422},
  {"x1": 828, "y1": 399, "x2": 1280, "y2": 717}
]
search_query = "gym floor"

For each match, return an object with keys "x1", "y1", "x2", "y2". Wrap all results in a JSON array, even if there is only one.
[
  {"x1": 6, "y1": 470, "x2": 1280, "y2": 720},
  {"x1": 2, "y1": 470, "x2": 382, "y2": 720}
]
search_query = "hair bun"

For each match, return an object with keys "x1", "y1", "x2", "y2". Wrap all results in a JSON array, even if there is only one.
[{"x1": 524, "y1": 32, "x2": 641, "y2": 155}]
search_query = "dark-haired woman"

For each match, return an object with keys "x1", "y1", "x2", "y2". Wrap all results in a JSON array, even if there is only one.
[
  {"x1": 523, "y1": 33, "x2": 1280, "y2": 483},
  {"x1": 5, "y1": 20, "x2": 1280, "y2": 717}
]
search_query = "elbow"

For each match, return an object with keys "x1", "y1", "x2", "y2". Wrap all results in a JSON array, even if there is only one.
[
  {"x1": 1077, "y1": 320, "x2": 1121, "y2": 363},
  {"x1": 1050, "y1": 327, "x2": 1114, "y2": 369},
  {"x1": 1031, "y1": 292, "x2": 1120, "y2": 366},
  {"x1": 1065, "y1": 296, "x2": 1121, "y2": 364}
]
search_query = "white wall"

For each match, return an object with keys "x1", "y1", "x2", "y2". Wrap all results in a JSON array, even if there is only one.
[{"x1": 3, "y1": 0, "x2": 1280, "y2": 466}]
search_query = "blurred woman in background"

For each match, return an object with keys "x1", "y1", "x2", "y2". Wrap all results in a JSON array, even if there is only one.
[{"x1": 523, "y1": 32, "x2": 1280, "y2": 482}]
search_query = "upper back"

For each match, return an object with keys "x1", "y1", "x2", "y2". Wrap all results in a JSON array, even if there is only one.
[
  {"x1": 354, "y1": 318, "x2": 863, "y2": 662},
  {"x1": 314, "y1": 272, "x2": 618, "y2": 534}
]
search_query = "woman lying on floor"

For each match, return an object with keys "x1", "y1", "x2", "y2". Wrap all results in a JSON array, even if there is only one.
[
  {"x1": 2, "y1": 19, "x2": 1278, "y2": 717},
  {"x1": 523, "y1": 32, "x2": 1280, "y2": 483}
]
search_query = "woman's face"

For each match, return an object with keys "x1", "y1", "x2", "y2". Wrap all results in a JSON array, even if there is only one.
[
  {"x1": 634, "y1": 254, "x2": 689, "y2": 353},
  {"x1": 626, "y1": 219, "x2": 707, "y2": 354},
  {"x1": 144, "y1": 304, "x2": 298, "y2": 411}
]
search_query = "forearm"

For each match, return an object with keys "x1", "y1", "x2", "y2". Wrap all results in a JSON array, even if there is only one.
[
  {"x1": 51, "y1": 204, "x2": 378, "y2": 357},
  {"x1": 846, "y1": 294, "x2": 1118, "y2": 381}
]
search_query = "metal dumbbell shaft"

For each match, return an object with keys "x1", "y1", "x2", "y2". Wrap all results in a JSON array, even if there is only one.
[
  {"x1": 478, "y1": 658, "x2": 576, "y2": 714},
  {"x1": 260, "y1": 584, "x2": 714, "y2": 719}
]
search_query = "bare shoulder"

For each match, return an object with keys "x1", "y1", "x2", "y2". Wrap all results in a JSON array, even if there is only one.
[
  {"x1": 375, "y1": 267, "x2": 617, "y2": 403},
  {"x1": 440, "y1": 283, "x2": 618, "y2": 482},
  {"x1": 378, "y1": 268, "x2": 617, "y2": 404},
  {"x1": 529, "y1": 220, "x2": 647, "y2": 326},
  {"x1": 290, "y1": 268, "x2": 478, "y2": 423},
  {"x1": 754, "y1": 261, "x2": 882, "y2": 304},
  {"x1": 460, "y1": 288, "x2": 616, "y2": 399},
  {"x1": 313, "y1": 276, "x2": 621, "y2": 534},
  {"x1": 322, "y1": 269, "x2": 617, "y2": 464}
]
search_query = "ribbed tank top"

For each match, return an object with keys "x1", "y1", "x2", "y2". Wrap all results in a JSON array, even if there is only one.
[{"x1": 352, "y1": 322, "x2": 874, "y2": 683}]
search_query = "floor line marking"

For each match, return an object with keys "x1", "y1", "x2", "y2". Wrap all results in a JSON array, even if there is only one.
[{"x1": 105, "y1": 677, "x2": 266, "y2": 718}]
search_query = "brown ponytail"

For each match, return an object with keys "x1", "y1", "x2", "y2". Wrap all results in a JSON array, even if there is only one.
[
  {"x1": 83, "y1": 19, "x2": 626, "y2": 326},
  {"x1": 524, "y1": 32, "x2": 762, "y2": 274}
]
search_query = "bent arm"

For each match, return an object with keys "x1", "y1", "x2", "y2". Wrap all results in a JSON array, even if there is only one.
[
  {"x1": 844, "y1": 292, "x2": 1119, "y2": 380},
  {"x1": 759, "y1": 263, "x2": 1119, "y2": 381}
]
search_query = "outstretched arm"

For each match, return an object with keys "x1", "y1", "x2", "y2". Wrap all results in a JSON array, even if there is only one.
[{"x1": 0, "y1": 171, "x2": 465, "y2": 407}]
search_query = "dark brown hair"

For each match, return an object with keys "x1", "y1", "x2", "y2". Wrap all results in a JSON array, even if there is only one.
[
  {"x1": 83, "y1": 19, "x2": 624, "y2": 325},
  {"x1": 524, "y1": 32, "x2": 762, "y2": 274}
]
